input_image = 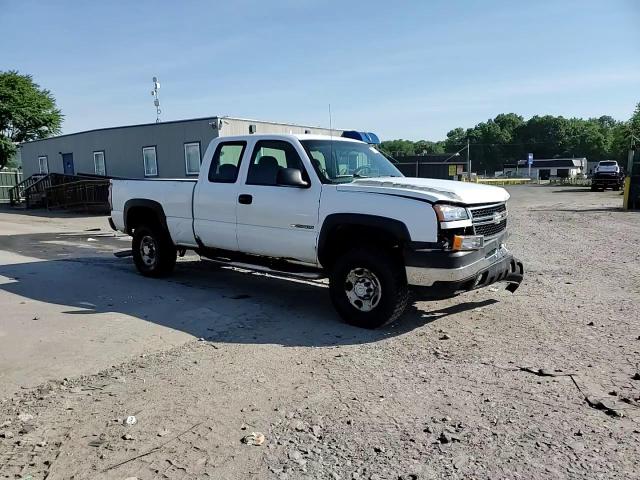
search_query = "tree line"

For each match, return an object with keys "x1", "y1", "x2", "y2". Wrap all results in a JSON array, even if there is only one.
[{"x1": 381, "y1": 104, "x2": 640, "y2": 173}]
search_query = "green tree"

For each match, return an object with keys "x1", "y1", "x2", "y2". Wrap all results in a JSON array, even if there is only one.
[
  {"x1": 0, "y1": 71, "x2": 63, "y2": 169},
  {"x1": 630, "y1": 102, "x2": 640, "y2": 138},
  {"x1": 379, "y1": 139, "x2": 416, "y2": 156},
  {"x1": 380, "y1": 103, "x2": 638, "y2": 173},
  {"x1": 563, "y1": 118, "x2": 608, "y2": 160}
]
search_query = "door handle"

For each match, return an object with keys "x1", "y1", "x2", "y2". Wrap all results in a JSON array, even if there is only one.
[{"x1": 238, "y1": 194, "x2": 253, "y2": 205}]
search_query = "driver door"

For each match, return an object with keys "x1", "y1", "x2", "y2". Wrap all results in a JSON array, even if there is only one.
[{"x1": 236, "y1": 139, "x2": 321, "y2": 264}]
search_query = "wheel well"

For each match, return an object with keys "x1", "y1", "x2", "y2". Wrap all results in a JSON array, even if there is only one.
[
  {"x1": 319, "y1": 224, "x2": 405, "y2": 269},
  {"x1": 124, "y1": 205, "x2": 165, "y2": 235}
]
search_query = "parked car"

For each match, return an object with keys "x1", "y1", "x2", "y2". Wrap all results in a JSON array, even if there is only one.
[
  {"x1": 591, "y1": 160, "x2": 624, "y2": 191},
  {"x1": 109, "y1": 134, "x2": 524, "y2": 328}
]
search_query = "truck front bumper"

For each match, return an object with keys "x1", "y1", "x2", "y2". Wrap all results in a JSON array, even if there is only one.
[{"x1": 405, "y1": 238, "x2": 524, "y2": 297}]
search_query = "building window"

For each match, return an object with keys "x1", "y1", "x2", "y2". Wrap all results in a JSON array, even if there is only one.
[
  {"x1": 184, "y1": 142, "x2": 201, "y2": 175},
  {"x1": 142, "y1": 146, "x2": 158, "y2": 177},
  {"x1": 93, "y1": 151, "x2": 106, "y2": 176},
  {"x1": 38, "y1": 156, "x2": 49, "y2": 174}
]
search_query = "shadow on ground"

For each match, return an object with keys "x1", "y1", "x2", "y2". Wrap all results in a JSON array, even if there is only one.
[
  {"x1": 0, "y1": 232, "x2": 493, "y2": 348},
  {"x1": 0, "y1": 205, "x2": 107, "y2": 219},
  {"x1": 530, "y1": 207, "x2": 627, "y2": 213},
  {"x1": 550, "y1": 188, "x2": 594, "y2": 193}
]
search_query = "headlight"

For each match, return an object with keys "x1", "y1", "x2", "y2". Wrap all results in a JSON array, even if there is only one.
[{"x1": 433, "y1": 204, "x2": 469, "y2": 222}]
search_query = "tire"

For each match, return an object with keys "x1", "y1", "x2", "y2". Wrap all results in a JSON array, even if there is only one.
[
  {"x1": 132, "y1": 224, "x2": 177, "y2": 278},
  {"x1": 329, "y1": 246, "x2": 409, "y2": 329}
]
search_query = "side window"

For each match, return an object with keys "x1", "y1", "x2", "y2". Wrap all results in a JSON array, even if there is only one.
[
  {"x1": 93, "y1": 151, "x2": 106, "y2": 176},
  {"x1": 184, "y1": 142, "x2": 201, "y2": 175},
  {"x1": 38, "y1": 156, "x2": 49, "y2": 174},
  {"x1": 208, "y1": 141, "x2": 246, "y2": 183},
  {"x1": 143, "y1": 146, "x2": 158, "y2": 177},
  {"x1": 246, "y1": 140, "x2": 306, "y2": 186}
]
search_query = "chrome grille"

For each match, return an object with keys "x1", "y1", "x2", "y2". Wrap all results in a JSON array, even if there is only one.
[
  {"x1": 469, "y1": 203, "x2": 508, "y2": 238},
  {"x1": 475, "y1": 219, "x2": 507, "y2": 237}
]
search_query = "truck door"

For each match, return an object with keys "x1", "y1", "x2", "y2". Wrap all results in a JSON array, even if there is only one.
[
  {"x1": 236, "y1": 139, "x2": 321, "y2": 264},
  {"x1": 193, "y1": 141, "x2": 247, "y2": 251}
]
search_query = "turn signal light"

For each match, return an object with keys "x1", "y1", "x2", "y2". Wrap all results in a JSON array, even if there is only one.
[{"x1": 452, "y1": 235, "x2": 484, "y2": 251}]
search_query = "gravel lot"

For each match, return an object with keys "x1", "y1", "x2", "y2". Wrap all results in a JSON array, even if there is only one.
[{"x1": 0, "y1": 185, "x2": 638, "y2": 479}]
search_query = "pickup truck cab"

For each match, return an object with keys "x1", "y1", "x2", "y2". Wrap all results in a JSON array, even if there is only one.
[{"x1": 109, "y1": 134, "x2": 523, "y2": 328}]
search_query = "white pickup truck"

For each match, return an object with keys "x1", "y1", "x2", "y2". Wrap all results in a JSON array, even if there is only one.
[{"x1": 109, "y1": 134, "x2": 523, "y2": 328}]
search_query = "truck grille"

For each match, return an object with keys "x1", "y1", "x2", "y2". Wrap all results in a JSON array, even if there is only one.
[
  {"x1": 469, "y1": 203, "x2": 508, "y2": 238},
  {"x1": 475, "y1": 219, "x2": 507, "y2": 237}
]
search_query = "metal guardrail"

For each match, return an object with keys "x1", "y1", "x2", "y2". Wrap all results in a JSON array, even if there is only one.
[
  {"x1": 45, "y1": 179, "x2": 110, "y2": 213},
  {"x1": 9, "y1": 173, "x2": 91, "y2": 208},
  {"x1": 10, "y1": 173, "x2": 60, "y2": 207}
]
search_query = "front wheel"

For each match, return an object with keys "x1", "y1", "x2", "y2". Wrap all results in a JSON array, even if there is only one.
[
  {"x1": 329, "y1": 247, "x2": 409, "y2": 329},
  {"x1": 132, "y1": 225, "x2": 177, "y2": 277}
]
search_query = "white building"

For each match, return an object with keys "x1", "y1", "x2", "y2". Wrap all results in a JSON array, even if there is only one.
[{"x1": 503, "y1": 157, "x2": 586, "y2": 180}]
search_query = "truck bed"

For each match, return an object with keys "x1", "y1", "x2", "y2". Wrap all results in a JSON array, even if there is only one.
[{"x1": 110, "y1": 178, "x2": 198, "y2": 246}]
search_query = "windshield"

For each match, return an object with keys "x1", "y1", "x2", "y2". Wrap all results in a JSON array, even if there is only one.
[
  {"x1": 300, "y1": 140, "x2": 403, "y2": 184},
  {"x1": 599, "y1": 161, "x2": 616, "y2": 166}
]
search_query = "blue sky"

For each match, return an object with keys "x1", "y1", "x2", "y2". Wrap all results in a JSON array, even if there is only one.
[{"x1": 2, "y1": 0, "x2": 639, "y2": 140}]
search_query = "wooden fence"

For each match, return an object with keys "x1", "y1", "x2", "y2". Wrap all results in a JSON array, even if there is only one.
[{"x1": 0, "y1": 170, "x2": 23, "y2": 204}]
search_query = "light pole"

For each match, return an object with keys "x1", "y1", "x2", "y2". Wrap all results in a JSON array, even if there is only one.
[{"x1": 151, "y1": 77, "x2": 161, "y2": 123}]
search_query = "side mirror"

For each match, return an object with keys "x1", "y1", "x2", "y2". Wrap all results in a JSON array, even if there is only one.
[{"x1": 277, "y1": 168, "x2": 309, "y2": 187}]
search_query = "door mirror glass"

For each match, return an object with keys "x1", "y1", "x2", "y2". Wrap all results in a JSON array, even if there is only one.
[{"x1": 277, "y1": 168, "x2": 308, "y2": 187}]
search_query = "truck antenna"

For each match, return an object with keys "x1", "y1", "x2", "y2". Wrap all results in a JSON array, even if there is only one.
[{"x1": 329, "y1": 103, "x2": 334, "y2": 167}]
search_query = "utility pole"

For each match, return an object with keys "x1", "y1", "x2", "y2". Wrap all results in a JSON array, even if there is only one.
[
  {"x1": 466, "y1": 139, "x2": 471, "y2": 180},
  {"x1": 629, "y1": 134, "x2": 638, "y2": 174}
]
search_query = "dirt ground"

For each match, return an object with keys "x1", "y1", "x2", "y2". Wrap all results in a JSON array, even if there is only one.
[{"x1": 0, "y1": 185, "x2": 638, "y2": 480}]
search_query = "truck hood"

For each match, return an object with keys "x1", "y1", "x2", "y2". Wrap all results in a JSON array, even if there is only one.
[{"x1": 335, "y1": 177, "x2": 510, "y2": 205}]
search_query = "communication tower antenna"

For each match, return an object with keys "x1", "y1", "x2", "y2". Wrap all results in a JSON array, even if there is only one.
[{"x1": 151, "y1": 77, "x2": 161, "y2": 123}]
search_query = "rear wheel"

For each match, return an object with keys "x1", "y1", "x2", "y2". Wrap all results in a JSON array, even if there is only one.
[
  {"x1": 132, "y1": 224, "x2": 177, "y2": 277},
  {"x1": 329, "y1": 246, "x2": 409, "y2": 329}
]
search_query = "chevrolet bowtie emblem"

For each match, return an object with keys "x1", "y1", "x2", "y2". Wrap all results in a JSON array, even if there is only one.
[{"x1": 493, "y1": 211, "x2": 506, "y2": 224}]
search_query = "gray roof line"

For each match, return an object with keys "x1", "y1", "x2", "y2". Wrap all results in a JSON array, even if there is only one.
[{"x1": 20, "y1": 115, "x2": 345, "y2": 146}]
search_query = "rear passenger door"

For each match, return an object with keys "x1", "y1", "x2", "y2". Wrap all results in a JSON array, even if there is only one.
[
  {"x1": 236, "y1": 139, "x2": 321, "y2": 264},
  {"x1": 193, "y1": 141, "x2": 247, "y2": 251}
]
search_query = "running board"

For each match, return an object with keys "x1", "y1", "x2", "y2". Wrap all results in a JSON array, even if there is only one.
[{"x1": 203, "y1": 257, "x2": 325, "y2": 280}]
